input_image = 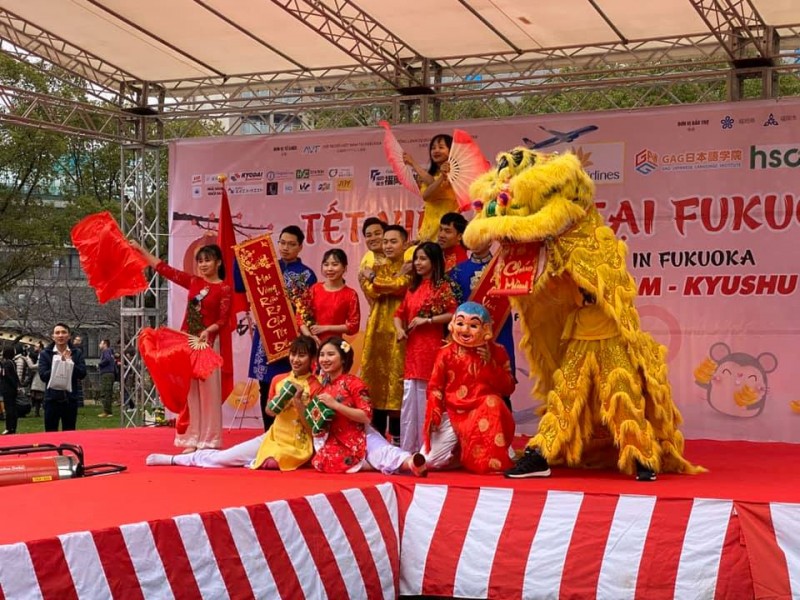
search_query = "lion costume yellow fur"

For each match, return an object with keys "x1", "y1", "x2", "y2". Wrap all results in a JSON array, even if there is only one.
[{"x1": 464, "y1": 149, "x2": 701, "y2": 475}]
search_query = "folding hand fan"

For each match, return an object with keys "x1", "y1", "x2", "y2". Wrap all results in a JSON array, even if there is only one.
[
  {"x1": 379, "y1": 120, "x2": 420, "y2": 195},
  {"x1": 447, "y1": 129, "x2": 491, "y2": 211}
]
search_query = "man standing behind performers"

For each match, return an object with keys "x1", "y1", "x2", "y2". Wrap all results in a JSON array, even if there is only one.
[
  {"x1": 360, "y1": 224, "x2": 411, "y2": 444},
  {"x1": 437, "y1": 212, "x2": 468, "y2": 272},
  {"x1": 450, "y1": 238, "x2": 517, "y2": 407},
  {"x1": 235, "y1": 225, "x2": 317, "y2": 431}
]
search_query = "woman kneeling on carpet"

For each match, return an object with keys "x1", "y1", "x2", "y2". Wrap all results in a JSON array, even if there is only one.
[
  {"x1": 146, "y1": 336, "x2": 320, "y2": 470},
  {"x1": 311, "y1": 337, "x2": 427, "y2": 476}
]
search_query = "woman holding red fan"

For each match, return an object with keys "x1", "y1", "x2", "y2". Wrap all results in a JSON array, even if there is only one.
[{"x1": 131, "y1": 240, "x2": 232, "y2": 452}]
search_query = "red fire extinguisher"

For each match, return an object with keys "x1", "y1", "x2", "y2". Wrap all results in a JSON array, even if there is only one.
[{"x1": 0, "y1": 444, "x2": 125, "y2": 487}]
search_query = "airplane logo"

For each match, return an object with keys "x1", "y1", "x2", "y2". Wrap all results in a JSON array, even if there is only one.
[{"x1": 523, "y1": 125, "x2": 599, "y2": 149}]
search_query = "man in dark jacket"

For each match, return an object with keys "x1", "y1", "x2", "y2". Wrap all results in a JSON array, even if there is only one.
[
  {"x1": 38, "y1": 323, "x2": 87, "y2": 431},
  {"x1": 97, "y1": 339, "x2": 116, "y2": 417}
]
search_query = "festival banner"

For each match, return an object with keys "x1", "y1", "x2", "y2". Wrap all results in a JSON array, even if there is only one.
[
  {"x1": 233, "y1": 234, "x2": 298, "y2": 363},
  {"x1": 167, "y1": 98, "x2": 800, "y2": 442}
]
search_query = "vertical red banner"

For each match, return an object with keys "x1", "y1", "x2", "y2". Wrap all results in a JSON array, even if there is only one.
[{"x1": 233, "y1": 234, "x2": 299, "y2": 362}]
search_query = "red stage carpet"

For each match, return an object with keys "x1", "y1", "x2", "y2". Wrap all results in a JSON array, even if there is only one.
[{"x1": 0, "y1": 428, "x2": 798, "y2": 599}]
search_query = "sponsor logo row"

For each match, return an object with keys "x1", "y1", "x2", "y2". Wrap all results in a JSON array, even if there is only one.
[{"x1": 636, "y1": 144, "x2": 800, "y2": 175}]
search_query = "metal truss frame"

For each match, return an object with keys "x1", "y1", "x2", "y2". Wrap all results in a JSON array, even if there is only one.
[{"x1": 117, "y1": 115, "x2": 165, "y2": 428}]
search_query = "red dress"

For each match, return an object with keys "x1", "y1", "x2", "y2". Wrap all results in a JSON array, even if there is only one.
[
  {"x1": 298, "y1": 283, "x2": 361, "y2": 343},
  {"x1": 394, "y1": 279, "x2": 457, "y2": 381},
  {"x1": 312, "y1": 374, "x2": 373, "y2": 473},
  {"x1": 155, "y1": 262, "x2": 231, "y2": 344},
  {"x1": 424, "y1": 342, "x2": 516, "y2": 473}
]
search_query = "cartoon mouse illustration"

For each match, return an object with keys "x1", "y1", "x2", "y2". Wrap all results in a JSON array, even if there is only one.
[{"x1": 694, "y1": 342, "x2": 778, "y2": 418}]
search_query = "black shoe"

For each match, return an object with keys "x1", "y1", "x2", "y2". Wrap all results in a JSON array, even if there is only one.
[
  {"x1": 635, "y1": 461, "x2": 657, "y2": 482},
  {"x1": 505, "y1": 448, "x2": 551, "y2": 478}
]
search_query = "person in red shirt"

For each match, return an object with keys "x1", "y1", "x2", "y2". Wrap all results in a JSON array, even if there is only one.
[
  {"x1": 311, "y1": 337, "x2": 426, "y2": 476},
  {"x1": 132, "y1": 241, "x2": 232, "y2": 452},
  {"x1": 438, "y1": 212, "x2": 468, "y2": 272},
  {"x1": 423, "y1": 302, "x2": 516, "y2": 474},
  {"x1": 297, "y1": 249, "x2": 360, "y2": 347},
  {"x1": 394, "y1": 242, "x2": 457, "y2": 453}
]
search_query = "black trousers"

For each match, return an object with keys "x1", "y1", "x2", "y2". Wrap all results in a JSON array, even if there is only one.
[
  {"x1": 3, "y1": 389, "x2": 17, "y2": 433},
  {"x1": 44, "y1": 399, "x2": 78, "y2": 431}
]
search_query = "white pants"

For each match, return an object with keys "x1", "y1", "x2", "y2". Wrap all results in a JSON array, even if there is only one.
[
  {"x1": 365, "y1": 426, "x2": 411, "y2": 474},
  {"x1": 420, "y1": 414, "x2": 460, "y2": 470},
  {"x1": 175, "y1": 365, "x2": 223, "y2": 450},
  {"x1": 400, "y1": 379, "x2": 426, "y2": 453},
  {"x1": 172, "y1": 433, "x2": 266, "y2": 468}
]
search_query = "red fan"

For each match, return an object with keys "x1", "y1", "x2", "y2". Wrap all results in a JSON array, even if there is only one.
[
  {"x1": 187, "y1": 334, "x2": 224, "y2": 380},
  {"x1": 70, "y1": 212, "x2": 149, "y2": 304},
  {"x1": 448, "y1": 129, "x2": 491, "y2": 212},
  {"x1": 138, "y1": 328, "x2": 192, "y2": 415},
  {"x1": 138, "y1": 327, "x2": 224, "y2": 433},
  {"x1": 379, "y1": 120, "x2": 420, "y2": 195}
]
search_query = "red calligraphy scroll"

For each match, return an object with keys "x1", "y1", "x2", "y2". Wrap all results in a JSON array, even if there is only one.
[
  {"x1": 487, "y1": 242, "x2": 542, "y2": 297},
  {"x1": 468, "y1": 254, "x2": 512, "y2": 340},
  {"x1": 233, "y1": 234, "x2": 299, "y2": 363}
]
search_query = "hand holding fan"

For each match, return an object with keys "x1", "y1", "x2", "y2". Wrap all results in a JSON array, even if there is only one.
[
  {"x1": 447, "y1": 129, "x2": 491, "y2": 211},
  {"x1": 379, "y1": 120, "x2": 420, "y2": 195},
  {"x1": 187, "y1": 334, "x2": 224, "y2": 380},
  {"x1": 139, "y1": 327, "x2": 225, "y2": 433}
]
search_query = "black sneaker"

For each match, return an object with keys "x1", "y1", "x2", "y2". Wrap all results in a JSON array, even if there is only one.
[
  {"x1": 635, "y1": 461, "x2": 657, "y2": 482},
  {"x1": 505, "y1": 448, "x2": 551, "y2": 478}
]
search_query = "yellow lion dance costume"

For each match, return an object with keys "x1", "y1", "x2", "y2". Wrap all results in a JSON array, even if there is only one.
[{"x1": 464, "y1": 149, "x2": 702, "y2": 477}]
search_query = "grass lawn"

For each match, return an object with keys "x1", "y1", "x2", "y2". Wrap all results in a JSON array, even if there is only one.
[{"x1": 8, "y1": 402, "x2": 125, "y2": 434}]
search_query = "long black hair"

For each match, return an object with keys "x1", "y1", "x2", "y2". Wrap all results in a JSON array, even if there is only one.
[
  {"x1": 427, "y1": 133, "x2": 453, "y2": 176},
  {"x1": 196, "y1": 244, "x2": 225, "y2": 280},
  {"x1": 409, "y1": 242, "x2": 445, "y2": 291}
]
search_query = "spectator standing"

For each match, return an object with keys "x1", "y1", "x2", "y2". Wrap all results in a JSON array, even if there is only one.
[
  {"x1": 1, "y1": 346, "x2": 20, "y2": 434},
  {"x1": 97, "y1": 339, "x2": 116, "y2": 418},
  {"x1": 28, "y1": 342, "x2": 46, "y2": 417},
  {"x1": 71, "y1": 334, "x2": 85, "y2": 407},
  {"x1": 38, "y1": 323, "x2": 87, "y2": 431}
]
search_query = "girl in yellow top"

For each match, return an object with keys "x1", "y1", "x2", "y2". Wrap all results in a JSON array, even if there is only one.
[
  {"x1": 145, "y1": 336, "x2": 319, "y2": 470},
  {"x1": 404, "y1": 134, "x2": 459, "y2": 243}
]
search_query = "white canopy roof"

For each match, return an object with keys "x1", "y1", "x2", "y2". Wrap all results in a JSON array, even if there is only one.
[
  {"x1": 1, "y1": 1, "x2": 797, "y2": 90},
  {"x1": 0, "y1": 0, "x2": 797, "y2": 138}
]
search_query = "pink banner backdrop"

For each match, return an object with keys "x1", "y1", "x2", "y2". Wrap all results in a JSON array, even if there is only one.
[{"x1": 167, "y1": 98, "x2": 800, "y2": 441}]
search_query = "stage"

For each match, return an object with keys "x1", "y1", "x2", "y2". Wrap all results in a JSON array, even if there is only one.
[{"x1": 0, "y1": 429, "x2": 798, "y2": 599}]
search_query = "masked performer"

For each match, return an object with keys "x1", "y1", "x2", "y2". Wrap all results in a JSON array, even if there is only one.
[{"x1": 423, "y1": 302, "x2": 516, "y2": 474}]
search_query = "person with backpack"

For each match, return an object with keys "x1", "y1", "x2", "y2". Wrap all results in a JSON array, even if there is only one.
[
  {"x1": 1, "y1": 346, "x2": 21, "y2": 434},
  {"x1": 13, "y1": 344, "x2": 33, "y2": 419}
]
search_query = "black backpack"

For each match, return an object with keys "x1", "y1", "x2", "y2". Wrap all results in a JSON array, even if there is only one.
[{"x1": 0, "y1": 359, "x2": 19, "y2": 393}]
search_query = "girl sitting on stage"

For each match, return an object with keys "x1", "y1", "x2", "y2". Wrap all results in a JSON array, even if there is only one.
[
  {"x1": 132, "y1": 241, "x2": 231, "y2": 453},
  {"x1": 146, "y1": 336, "x2": 320, "y2": 469},
  {"x1": 394, "y1": 242, "x2": 457, "y2": 453},
  {"x1": 311, "y1": 337, "x2": 426, "y2": 476},
  {"x1": 297, "y1": 249, "x2": 361, "y2": 347},
  {"x1": 403, "y1": 133, "x2": 458, "y2": 243}
]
